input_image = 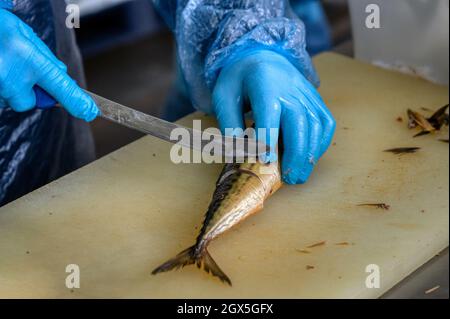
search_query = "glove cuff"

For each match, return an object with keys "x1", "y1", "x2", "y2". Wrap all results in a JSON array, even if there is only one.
[{"x1": 0, "y1": 0, "x2": 13, "y2": 10}]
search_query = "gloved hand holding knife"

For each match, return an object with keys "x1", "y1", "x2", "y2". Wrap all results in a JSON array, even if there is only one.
[{"x1": 0, "y1": 9, "x2": 98, "y2": 121}]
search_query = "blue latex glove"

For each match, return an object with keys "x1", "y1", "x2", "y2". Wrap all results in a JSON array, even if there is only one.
[
  {"x1": 213, "y1": 50, "x2": 336, "y2": 184},
  {"x1": 0, "y1": 9, "x2": 99, "y2": 121}
]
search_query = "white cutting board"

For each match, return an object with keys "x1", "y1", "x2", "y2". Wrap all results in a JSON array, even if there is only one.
[{"x1": 0, "y1": 53, "x2": 448, "y2": 298}]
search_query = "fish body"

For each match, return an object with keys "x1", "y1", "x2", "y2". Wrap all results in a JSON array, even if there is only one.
[{"x1": 152, "y1": 160, "x2": 282, "y2": 285}]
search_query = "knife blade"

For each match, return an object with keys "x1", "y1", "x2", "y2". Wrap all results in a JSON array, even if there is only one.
[
  {"x1": 33, "y1": 85, "x2": 270, "y2": 159},
  {"x1": 88, "y1": 91, "x2": 269, "y2": 160}
]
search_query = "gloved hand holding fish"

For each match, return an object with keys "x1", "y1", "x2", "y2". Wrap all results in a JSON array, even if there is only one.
[{"x1": 213, "y1": 50, "x2": 336, "y2": 184}]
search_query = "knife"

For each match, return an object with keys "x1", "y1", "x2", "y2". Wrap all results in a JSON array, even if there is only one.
[{"x1": 33, "y1": 86, "x2": 269, "y2": 159}]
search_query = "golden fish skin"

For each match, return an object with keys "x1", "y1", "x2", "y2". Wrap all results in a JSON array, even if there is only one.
[
  {"x1": 152, "y1": 160, "x2": 282, "y2": 285},
  {"x1": 198, "y1": 161, "x2": 282, "y2": 251}
]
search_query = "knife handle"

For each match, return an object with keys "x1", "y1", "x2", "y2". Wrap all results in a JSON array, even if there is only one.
[{"x1": 34, "y1": 86, "x2": 57, "y2": 109}]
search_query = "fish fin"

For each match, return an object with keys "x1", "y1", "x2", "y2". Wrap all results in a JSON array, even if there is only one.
[
  {"x1": 151, "y1": 247, "x2": 232, "y2": 286},
  {"x1": 202, "y1": 249, "x2": 232, "y2": 286},
  {"x1": 151, "y1": 246, "x2": 197, "y2": 274}
]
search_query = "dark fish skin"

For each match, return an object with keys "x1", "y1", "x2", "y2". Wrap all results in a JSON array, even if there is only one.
[
  {"x1": 152, "y1": 160, "x2": 282, "y2": 285},
  {"x1": 358, "y1": 203, "x2": 391, "y2": 210},
  {"x1": 428, "y1": 104, "x2": 449, "y2": 130},
  {"x1": 414, "y1": 131, "x2": 431, "y2": 138},
  {"x1": 384, "y1": 147, "x2": 421, "y2": 155}
]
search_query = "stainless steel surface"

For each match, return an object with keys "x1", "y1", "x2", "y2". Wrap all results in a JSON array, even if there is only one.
[{"x1": 89, "y1": 91, "x2": 270, "y2": 160}]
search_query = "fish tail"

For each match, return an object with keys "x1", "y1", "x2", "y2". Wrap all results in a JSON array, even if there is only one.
[
  {"x1": 152, "y1": 246, "x2": 197, "y2": 274},
  {"x1": 202, "y1": 249, "x2": 232, "y2": 286},
  {"x1": 152, "y1": 246, "x2": 232, "y2": 286}
]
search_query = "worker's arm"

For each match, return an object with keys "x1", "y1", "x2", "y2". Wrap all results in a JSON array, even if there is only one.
[
  {"x1": 0, "y1": 8, "x2": 99, "y2": 121},
  {"x1": 153, "y1": 0, "x2": 336, "y2": 184}
]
